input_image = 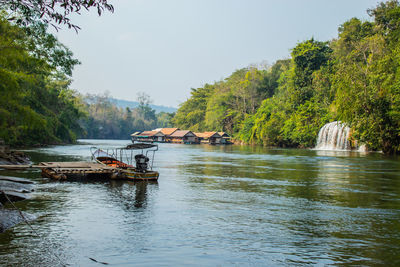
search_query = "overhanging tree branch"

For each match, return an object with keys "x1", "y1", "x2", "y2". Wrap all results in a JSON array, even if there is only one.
[{"x1": 0, "y1": 0, "x2": 114, "y2": 31}]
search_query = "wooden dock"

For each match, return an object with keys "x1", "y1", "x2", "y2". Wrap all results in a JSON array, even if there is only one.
[
  {"x1": 0, "y1": 161, "x2": 159, "y2": 181},
  {"x1": 0, "y1": 162, "x2": 117, "y2": 180},
  {"x1": 39, "y1": 162, "x2": 118, "y2": 180}
]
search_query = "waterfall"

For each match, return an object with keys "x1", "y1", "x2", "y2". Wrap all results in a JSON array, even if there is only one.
[{"x1": 315, "y1": 121, "x2": 351, "y2": 150}]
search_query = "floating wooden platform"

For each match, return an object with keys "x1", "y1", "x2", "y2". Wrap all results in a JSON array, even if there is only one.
[
  {"x1": 0, "y1": 162, "x2": 159, "y2": 181},
  {"x1": 38, "y1": 162, "x2": 116, "y2": 180}
]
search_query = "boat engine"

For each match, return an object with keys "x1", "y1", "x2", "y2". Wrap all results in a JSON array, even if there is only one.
[{"x1": 135, "y1": 154, "x2": 149, "y2": 172}]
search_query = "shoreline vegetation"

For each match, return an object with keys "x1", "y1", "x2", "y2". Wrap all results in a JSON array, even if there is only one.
[
  {"x1": 173, "y1": 1, "x2": 400, "y2": 155},
  {"x1": 0, "y1": 1, "x2": 399, "y2": 154}
]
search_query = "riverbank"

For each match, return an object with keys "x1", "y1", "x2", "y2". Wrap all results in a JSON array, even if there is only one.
[{"x1": 0, "y1": 140, "x2": 31, "y2": 165}]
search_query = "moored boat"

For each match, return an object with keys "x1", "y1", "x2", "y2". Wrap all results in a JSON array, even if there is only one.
[{"x1": 90, "y1": 143, "x2": 159, "y2": 181}]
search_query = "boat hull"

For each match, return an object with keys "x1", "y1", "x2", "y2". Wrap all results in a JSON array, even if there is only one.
[{"x1": 119, "y1": 169, "x2": 159, "y2": 181}]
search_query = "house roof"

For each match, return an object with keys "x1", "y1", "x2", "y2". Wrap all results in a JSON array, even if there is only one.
[
  {"x1": 218, "y1": 132, "x2": 230, "y2": 138},
  {"x1": 130, "y1": 131, "x2": 141, "y2": 136},
  {"x1": 170, "y1": 130, "x2": 195, "y2": 138},
  {"x1": 194, "y1": 132, "x2": 205, "y2": 138},
  {"x1": 159, "y1": 128, "x2": 179, "y2": 136},
  {"x1": 195, "y1": 132, "x2": 222, "y2": 138},
  {"x1": 136, "y1": 131, "x2": 164, "y2": 137},
  {"x1": 202, "y1": 132, "x2": 221, "y2": 138}
]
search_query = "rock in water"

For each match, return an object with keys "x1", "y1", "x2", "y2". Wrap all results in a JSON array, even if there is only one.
[
  {"x1": 0, "y1": 175, "x2": 34, "y2": 185},
  {"x1": 0, "y1": 176, "x2": 34, "y2": 204},
  {"x1": 0, "y1": 209, "x2": 36, "y2": 233},
  {"x1": 0, "y1": 175, "x2": 35, "y2": 232}
]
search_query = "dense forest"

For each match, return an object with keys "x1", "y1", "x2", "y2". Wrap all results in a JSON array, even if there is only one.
[
  {"x1": 0, "y1": 0, "x2": 115, "y2": 146},
  {"x1": 173, "y1": 1, "x2": 400, "y2": 154},
  {"x1": 0, "y1": 14, "x2": 85, "y2": 146},
  {"x1": 0, "y1": 11, "x2": 173, "y2": 145}
]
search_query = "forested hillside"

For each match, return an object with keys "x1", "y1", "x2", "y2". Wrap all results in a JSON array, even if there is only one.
[
  {"x1": 173, "y1": 1, "x2": 400, "y2": 154},
  {"x1": 109, "y1": 98, "x2": 177, "y2": 113}
]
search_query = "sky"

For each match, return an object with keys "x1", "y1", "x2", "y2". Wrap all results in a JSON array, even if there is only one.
[{"x1": 53, "y1": 0, "x2": 382, "y2": 108}]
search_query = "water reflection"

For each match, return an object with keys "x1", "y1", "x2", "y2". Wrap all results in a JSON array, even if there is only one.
[
  {"x1": 107, "y1": 180, "x2": 158, "y2": 209},
  {"x1": 168, "y1": 143, "x2": 400, "y2": 265}
]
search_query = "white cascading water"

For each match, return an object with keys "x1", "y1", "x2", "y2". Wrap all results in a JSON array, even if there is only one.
[{"x1": 315, "y1": 121, "x2": 351, "y2": 150}]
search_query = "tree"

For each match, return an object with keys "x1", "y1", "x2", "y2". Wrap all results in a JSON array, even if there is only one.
[
  {"x1": 173, "y1": 85, "x2": 214, "y2": 131},
  {"x1": 333, "y1": 0, "x2": 400, "y2": 153},
  {"x1": 156, "y1": 112, "x2": 175, "y2": 128},
  {"x1": 289, "y1": 39, "x2": 333, "y2": 106},
  {"x1": 0, "y1": 0, "x2": 113, "y2": 31},
  {"x1": 137, "y1": 92, "x2": 156, "y2": 122},
  {"x1": 171, "y1": 1, "x2": 400, "y2": 153},
  {"x1": 0, "y1": 14, "x2": 85, "y2": 145}
]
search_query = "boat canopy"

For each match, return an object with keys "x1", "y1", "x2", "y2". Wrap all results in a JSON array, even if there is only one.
[
  {"x1": 92, "y1": 149, "x2": 114, "y2": 159},
  {"x1": 124, "y1": 143, "x2": 158, "y2": 150}
]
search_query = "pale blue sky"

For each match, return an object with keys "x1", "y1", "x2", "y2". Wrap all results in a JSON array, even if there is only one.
[{"x1": 54, "y1": 0, "x2": 381, "y2": 107}]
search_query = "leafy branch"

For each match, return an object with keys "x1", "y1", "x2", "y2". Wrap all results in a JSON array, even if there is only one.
[{"x1": 1, "y1": 0, "x2": 114, "y2": 31}]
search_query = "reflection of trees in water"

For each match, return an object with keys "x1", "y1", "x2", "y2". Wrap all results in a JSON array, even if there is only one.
[
  {"x1": 179, "y1": 159, "x2": 267, "y2": 194},
  {"x1": 315, "y1": 150, "x2": 400, "y2": 208},
  {"x1": 178, "y1": 147, "x2": 325, "y2": 195},
  {"x1": 107, "y1": 181, "x2": 158, "y2": 210},
  {"x1": 286, "y1": 151, "x2": 400, "y2": 265}
]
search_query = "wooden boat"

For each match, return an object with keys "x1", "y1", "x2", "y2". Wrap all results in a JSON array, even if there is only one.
[{"x1": 90, "y1": 143, "x2": 159, "y2": 181}]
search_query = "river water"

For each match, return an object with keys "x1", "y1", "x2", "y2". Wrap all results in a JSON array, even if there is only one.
[{"x1": 0, "y1": 139, "x2": 400, "y2": 266}]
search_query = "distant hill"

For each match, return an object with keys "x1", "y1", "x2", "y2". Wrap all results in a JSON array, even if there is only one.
[{"x1": 110, "y1": 98, "x2": 177, "y2": 113}]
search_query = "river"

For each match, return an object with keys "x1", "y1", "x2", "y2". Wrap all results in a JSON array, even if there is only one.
[{"x1": 0, "y1": 139, "x2": 399, "y2": 266}]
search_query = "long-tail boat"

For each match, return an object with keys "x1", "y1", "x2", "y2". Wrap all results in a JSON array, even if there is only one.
[{"x1": 90, "y1": 143, "x2": 159, "y2": 181}]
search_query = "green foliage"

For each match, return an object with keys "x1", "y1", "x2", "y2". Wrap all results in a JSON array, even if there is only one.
[
  {"x1": 0, "y1": 14, "x2": 84, "y2": 146},
  {"x1": 173, "y1": 66, "x2": 286, "y2": 135},
  {"x1": 251, "y1": 98, "x2": 286, "y2": 146},
  {"x1": 137, "y1": 92, "x2": 156, "y2": 122},
  {"x1": 235, "y1": 114, "x2": 255, "y2": 143},
  {"x1": 79, "y1": 93, "x2": 173, "y2": 139},
  {"x1": 156, "y1": 112, "x2": 175, "y2": 128},
  {"x1": 173, "y1": 84, "x2": 214, "y2": 132},
  {"x1": 1, "y1": 0, "x2": 114, "y2": 31},
  {"x1": 289, "y1": 39, "x2": 332, "y2": 107},
  {"x1": 282, "y1": 100, "x2": 331, "y2": 148},
  {"x1": 332, "y1": 0, "x2": 400, "y2": 153},
  {"x1": 292, "y1": 39, "x2": 332, "y2": 88},
  {"x1": 172, "y1": 1, "x2": 400, "y2": 154}
]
